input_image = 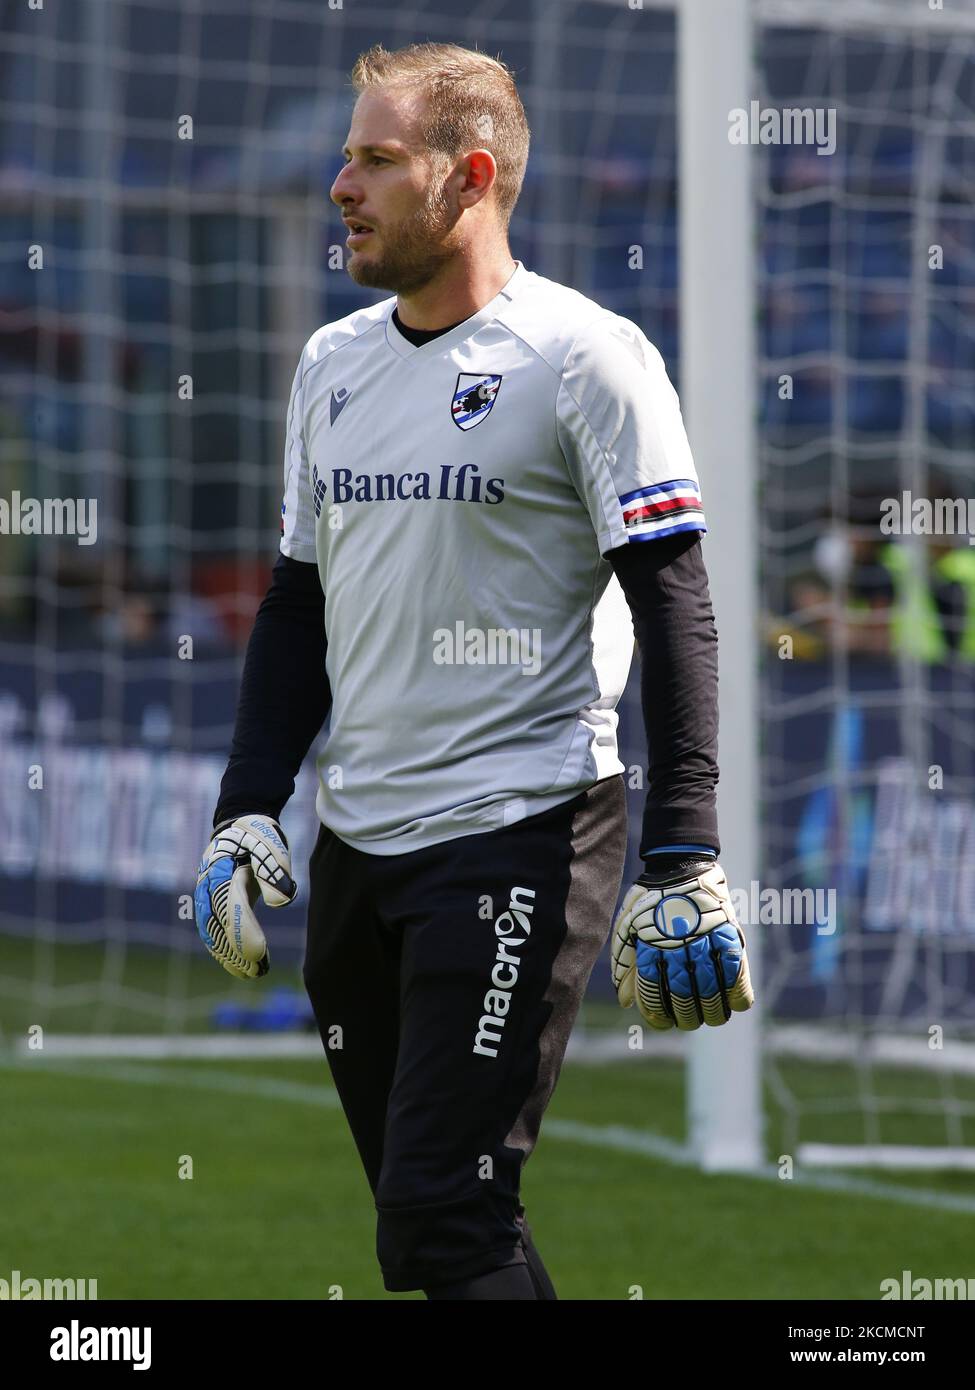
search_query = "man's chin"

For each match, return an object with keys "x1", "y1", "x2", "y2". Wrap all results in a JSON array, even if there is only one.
[
  {"x1": 345, "y1": 241, "x2": 453, "y2": 294},
  {"x1": 346, "y1": 252, "x2": 392, "y2": 290}
]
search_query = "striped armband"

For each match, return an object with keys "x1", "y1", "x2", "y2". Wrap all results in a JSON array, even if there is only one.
[{"x1": 620, "y1": 478, "x2": 707, "y2": 541}]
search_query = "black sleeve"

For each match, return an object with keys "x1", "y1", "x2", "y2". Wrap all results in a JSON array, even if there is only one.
[
  {"x1": 606, "y1": 531, "x2": 720, "y2": 858},
  {"x1": 212, "y1": 552, "x2": 332, "y2": 828}
]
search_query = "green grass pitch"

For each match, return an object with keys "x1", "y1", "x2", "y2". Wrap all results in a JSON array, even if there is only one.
[
  {"x1": 2, "y1": 937, "x2": 974, "y2": 1298},
  {"x1": 3, "y1": 1044, "x2": 974, "y2": 1299}
]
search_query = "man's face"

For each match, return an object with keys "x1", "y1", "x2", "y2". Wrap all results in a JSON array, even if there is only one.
[{"x1": 330, "y1": 88, "x2": 459, "y2": 294}]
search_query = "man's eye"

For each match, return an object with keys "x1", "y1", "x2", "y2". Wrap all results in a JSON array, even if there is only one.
[{"x1": 370, "y1": 156, "x2": 389, "y2": 166}]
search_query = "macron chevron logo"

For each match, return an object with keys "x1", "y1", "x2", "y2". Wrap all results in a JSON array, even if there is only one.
[{"x1": 330, "y1": 387, "x2": 352, "y2": 425}]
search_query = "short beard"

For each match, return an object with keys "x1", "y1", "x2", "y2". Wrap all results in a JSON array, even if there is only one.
[{"x1": 346, "y1": 174, "x2": 457, "y2": 295}]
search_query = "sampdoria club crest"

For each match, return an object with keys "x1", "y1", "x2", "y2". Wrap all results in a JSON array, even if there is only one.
[{"x1": 451, "y1": 373, "x2": 503, "y2": 431}]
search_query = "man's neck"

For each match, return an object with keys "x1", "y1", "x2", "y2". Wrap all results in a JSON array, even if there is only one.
[{"x1": 396, "y1": 251, "x2": 518, "y2": 332}]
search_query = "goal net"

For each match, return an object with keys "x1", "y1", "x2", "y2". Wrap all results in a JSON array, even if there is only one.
[{"x1": 755, "y1": 0, "x2": 975, "y2": 1169}]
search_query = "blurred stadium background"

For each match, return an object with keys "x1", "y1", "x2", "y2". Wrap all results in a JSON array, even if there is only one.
[{"x1": 2, "y1": 0, "x2": 975, "y2": 1298}]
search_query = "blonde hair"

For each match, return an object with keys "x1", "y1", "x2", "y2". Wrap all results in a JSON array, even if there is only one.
[{"x1": 350, "y1": 42, "x2": 530, "y2": 229}]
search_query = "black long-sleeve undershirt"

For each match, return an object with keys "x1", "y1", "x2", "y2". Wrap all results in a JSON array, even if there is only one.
[
  {"x1": 607, "y1": 532, "x2": 720, "y2": 857},
  {"x1": 213, "y1": 535, "x2": 720, "y2": 857},
  {"x1": 213, "y1": 552, "x2": 331, "y2": 827}
]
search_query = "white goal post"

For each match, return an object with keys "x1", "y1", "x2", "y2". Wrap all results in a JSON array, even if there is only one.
[{"x1": 678, "y1": 0, "x2": 763, "y2": 1172}]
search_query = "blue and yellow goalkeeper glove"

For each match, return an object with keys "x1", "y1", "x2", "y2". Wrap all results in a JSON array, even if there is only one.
[
  {"x1": 194, "y1": 814, "x2": 297, "y2": 981},
  {"x1": 611, "y1": 847, "x2": 754, "y2": 1031}
]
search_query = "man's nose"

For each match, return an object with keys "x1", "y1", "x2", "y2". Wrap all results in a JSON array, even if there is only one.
[{"x1": 330, "y1": 163, "x2": 358, "y2": 207}]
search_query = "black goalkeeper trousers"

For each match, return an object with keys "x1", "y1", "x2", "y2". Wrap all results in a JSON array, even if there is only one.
[{"x1": 302, "y1": 773, "x2": 628, "y2": 1293}]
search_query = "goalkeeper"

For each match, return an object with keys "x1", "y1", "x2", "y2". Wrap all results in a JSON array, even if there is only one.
[{"x1": 195, "y1": 39, "x2": 752, "y2": 1301}]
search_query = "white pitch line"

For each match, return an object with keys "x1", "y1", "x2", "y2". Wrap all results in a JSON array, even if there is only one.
[
  {"x1": 12, "y1": 1032, "x2": 645, "y2": 1062},
  {"x1": 13, "y1": 1033, "x2": 326, "y2": 1060},
  {"x1": 800, "y1": 1143, "x2": 975, "y2": 1172},
  {"x1": 8, "y1": 1058, "x2": 344, "y2": 1109},
  {"x1": 19, "y1": 1026, "x2": 975, "y2": 1074},
  {"x1": 9, "y1": 1055, "x2": 975, "y2": 1216}
]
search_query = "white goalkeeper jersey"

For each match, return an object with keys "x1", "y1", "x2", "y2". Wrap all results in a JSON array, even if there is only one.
[{"x1": 279, "y1": 260, "x2": 706, "y2": 854}]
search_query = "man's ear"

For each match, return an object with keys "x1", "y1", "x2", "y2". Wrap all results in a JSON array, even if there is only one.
[{"x1": 458, "y1": 149, "x2": 497, "y2": 209}]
